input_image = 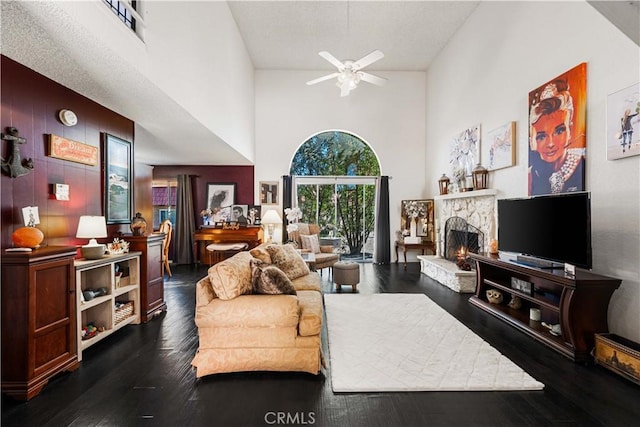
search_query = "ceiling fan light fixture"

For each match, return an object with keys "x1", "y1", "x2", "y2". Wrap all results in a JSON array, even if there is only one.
[{"x1": 308, "y1": 49, "x2": 386, "y2": 97}]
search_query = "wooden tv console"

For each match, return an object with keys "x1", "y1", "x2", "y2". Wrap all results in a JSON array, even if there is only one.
[{"x1": 469, "y1": 253, "x2": 621, "y2": 362}]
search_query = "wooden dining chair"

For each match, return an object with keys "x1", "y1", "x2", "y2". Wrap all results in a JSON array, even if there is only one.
[{"x1": 159, "y1": 219, "x2": 172, "y2": 277}]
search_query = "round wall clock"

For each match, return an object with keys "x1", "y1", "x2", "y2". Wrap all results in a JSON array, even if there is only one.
[{"x1": 58, "y1": 109, "x2": 78, "y2": 126}]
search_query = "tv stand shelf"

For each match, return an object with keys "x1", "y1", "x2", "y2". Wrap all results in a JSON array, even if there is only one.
[{"x1": 469, "y1": 253, "x2": 621, "y2": 362}]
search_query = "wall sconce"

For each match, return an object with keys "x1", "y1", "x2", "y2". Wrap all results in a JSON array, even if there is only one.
[
  {"x1": 472, "y1": 163, "x2": 489, "y2": 190},
  {"x1": 76, "y1": 215, "x2": 107, "y2": 259},
  {"x1": 260, "y1": 210, "x2": 282, "y2": 244},
  {"x1": 438, "y1": 174, "x2": 450, "y2": 195}
]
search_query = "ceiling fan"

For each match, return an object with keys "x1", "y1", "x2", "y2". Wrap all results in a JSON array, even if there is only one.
[{"x1": 306, "y1": 50, "x2": 387, "y2": 97}]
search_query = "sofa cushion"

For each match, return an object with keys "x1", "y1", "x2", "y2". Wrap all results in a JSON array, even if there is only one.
[
  {"x1": 250, "y1": 244, "x2": 272, "y2": 264},
  {"x1": 291, "y1": 272, "x2": 322, "y2": 292},
  {"x1": 195, "y1": 294, "x2": 299, "y2": 328},
  {"x1": 251, "y1": 258, "x2": 297, "y2": 295},
  {"x1": 301, "y1": 234, "x2": 321, "y2": 254},
  {"x1": 266, "y1": 244, "x2": 310, "y2": 280},
  {"x1": 207, "y1": 251, "x2": 254, "y2": 300}
]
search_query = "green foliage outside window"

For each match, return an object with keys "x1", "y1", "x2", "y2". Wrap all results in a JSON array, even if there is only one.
[{"x1": 290, "y1": 131, "x2": 380, "y2": 255}]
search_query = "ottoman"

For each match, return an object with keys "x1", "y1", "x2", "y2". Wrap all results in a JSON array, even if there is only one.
[{"x1": 333, "y1": 261, "x2": 360, "y2": 292}]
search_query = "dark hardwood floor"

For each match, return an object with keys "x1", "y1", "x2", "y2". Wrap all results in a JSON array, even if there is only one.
[{"x1": 2, "y1": 262, "x2": 639, "y2": 426}]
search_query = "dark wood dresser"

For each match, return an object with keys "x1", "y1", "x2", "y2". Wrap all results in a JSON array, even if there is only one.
[
  {"x1": 1, "y1": 246, "x2": 80, "y2": 400},
  {"x1": 125, "y1": 234, "x2": 167, "y2": 322}
]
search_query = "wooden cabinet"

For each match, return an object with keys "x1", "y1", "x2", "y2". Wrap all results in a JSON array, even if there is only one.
[
  {"x1": 1, "y1": 246, "x2": 79, "y2": 400},
  {"x1": 74, "y1": 253, "x2": 141, "y2": 360},
  {"x1": 469, "y1": 253, "x2": 621, "y2": 362},
  {"x1": 125, "y1": 234, "x2": 167, "y2": 322}
]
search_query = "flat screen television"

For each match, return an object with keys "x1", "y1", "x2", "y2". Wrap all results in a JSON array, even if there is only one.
[{"x1": 497, "y1": 192, "x2": 592, "y2": 269}]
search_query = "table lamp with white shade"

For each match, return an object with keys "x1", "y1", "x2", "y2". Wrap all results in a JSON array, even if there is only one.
[
  {"x1": 76, "y1": 215, "x2": 108, "y2": 259},
  {"x1": 260, "y1": 210, "x2": 281, "y2": 244}
]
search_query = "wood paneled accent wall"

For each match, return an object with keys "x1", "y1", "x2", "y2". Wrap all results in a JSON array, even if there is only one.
[{"x1": 0, "y1": 55, "x2": 141, "y2": 249}]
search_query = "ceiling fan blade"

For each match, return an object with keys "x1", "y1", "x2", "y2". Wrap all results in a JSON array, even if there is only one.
[
  {"x1": 360, "y1": 72, "x2": 387, "y2": 86},
  {"x1": 319, "y1": 51, "x2": 345, "y2": 70},
  {"x1": 352, "y1": 50, "x2": 384, "y2": 70},
  {"x1": 306, "y1": 72, "x2": 340, "y2": 86}
]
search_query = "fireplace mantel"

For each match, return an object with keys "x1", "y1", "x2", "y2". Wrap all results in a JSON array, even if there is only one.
[{"x1": 434, "y1": 189, "x2": 497, "y2": 201}]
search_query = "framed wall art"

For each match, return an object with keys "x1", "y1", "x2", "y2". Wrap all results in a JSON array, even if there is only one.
[
  {"x1": 102, "y1": 133, "x2": 133, "y2": 224},
  {"x1": 606, "y1": 82, "x2": 640, "y2": 160},
  {"x1": 206, "y1": 182, "x2": 236, "y2": 214},
  {"x1": 484, "y1": 121, "x2": 516, "y2": 170},
  {"x1": 528, "y1": 63, "x2": 587, "y2": 196},
  {"x1": 449, "y1": 124, "x2": 480, "y2": 185},
  {"x1": 400, "y1": 199, "x2": 435, "y2": 242},
  {"x1": 260, "y1": 181, "x2": 279, "y2": 205}
]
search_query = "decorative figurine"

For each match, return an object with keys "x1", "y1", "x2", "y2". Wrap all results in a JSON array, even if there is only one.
[
  {"x1": 130, "y1": 212, "x2": 147, "y2": 236},
  {"x1": 1, "y1": 127, "x2": 34, "y2": 178},
  {"x1": 486, "y1": 289, "x2": 503, "y2": 304}
]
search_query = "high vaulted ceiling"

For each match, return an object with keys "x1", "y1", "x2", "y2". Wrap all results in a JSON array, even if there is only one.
[{"x1": 227, "y1": 1, "x2": 480, "y2": 71}]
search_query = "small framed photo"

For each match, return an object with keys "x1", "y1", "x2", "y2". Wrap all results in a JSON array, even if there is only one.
[
  {"x1": 511, "y1": 277, "x2": 533, "y2": 295},
  {"x1": 260, "y1": 181, "x2": 279, "y2": 205},
  {"x1": 231, "y1": 204, "x2": 249, "y2": 224},
  {"x1": 247, "y1": 205, "x2": 262, "y2": 225}
]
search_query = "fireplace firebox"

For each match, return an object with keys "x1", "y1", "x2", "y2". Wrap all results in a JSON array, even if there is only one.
[{"x1": 444, "y1": 217, "x2": 484, "y2": 263}]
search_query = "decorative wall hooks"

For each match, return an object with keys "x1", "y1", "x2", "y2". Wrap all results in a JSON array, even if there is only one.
[{"x1": 1, "y1": 127, "x2": 34, "y2": 178}]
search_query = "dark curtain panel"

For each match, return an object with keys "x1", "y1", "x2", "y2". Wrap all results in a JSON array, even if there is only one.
[
  {"x1": 175, "y1": 174, "x2": 196, "y2": 264},
  {"x1": 282, "y1": 175, "x2": 292, "y2": 240},
  {"x1": 374, "y1": 176, "x2": 391, "y2": 264}
]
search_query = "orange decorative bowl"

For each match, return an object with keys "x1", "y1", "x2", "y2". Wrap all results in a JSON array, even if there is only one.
[{"x1": 12, "y1": 226, "x2": 44, "y2": 248}]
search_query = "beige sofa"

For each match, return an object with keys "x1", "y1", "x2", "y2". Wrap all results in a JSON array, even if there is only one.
[
  {"x1": 191, "y1": 248, "x2": 324, "y2": 377},
  {"x1": 288, "y1": 223, "x2": 340, "y2": 272}
]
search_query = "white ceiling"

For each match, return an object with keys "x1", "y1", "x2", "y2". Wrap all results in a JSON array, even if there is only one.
[{"x1": 228, "y1": 1, "x2": 480, "y2": 71}]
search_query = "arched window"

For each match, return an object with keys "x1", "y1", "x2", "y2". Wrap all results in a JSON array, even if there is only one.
[{"x1": 290, "y1": 131, "x2": 381, "y2": 260}]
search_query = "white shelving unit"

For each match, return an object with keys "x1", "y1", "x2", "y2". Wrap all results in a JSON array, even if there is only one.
[{"x1": 74, "y1": 252, "x2": 141, "y2": 361}]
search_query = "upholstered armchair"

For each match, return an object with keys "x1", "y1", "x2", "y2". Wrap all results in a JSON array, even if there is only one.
[{"x1": 288, "y1": 223, "x2": 340, "y2": 273}]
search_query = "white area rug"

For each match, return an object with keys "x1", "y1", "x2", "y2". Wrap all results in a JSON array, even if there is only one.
[{"x1": 324, "y1": 293, "x2": 544, "y2": 392}]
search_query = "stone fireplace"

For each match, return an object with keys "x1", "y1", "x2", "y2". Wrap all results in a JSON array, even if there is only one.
[{"x1": 418, "y1": 189, "x2": 497, "y2": 293}]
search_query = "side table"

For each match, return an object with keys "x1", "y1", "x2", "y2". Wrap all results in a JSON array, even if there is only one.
[{"x1": 395, "y1": 240, "x2": 435, "y2": 269}]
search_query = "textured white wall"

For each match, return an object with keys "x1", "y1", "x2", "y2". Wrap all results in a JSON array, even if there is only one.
[
  {"x1": 255, "y1": 70, "x2": 427, "y2": 256},
  {"x1": 425, "y1": 1, "x2": 640, "y2": 341}
]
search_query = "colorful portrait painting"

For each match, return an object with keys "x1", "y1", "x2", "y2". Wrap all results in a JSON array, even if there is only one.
[
  {"x1": 606, "y1": 82, "x2": 640, "y2": 160},
  {"x1": 528, "y1": 63, "x2": 587, "y2": 196}
]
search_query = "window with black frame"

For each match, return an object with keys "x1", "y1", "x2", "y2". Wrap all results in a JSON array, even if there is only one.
[{"x1": 103, "y1": 0, "x2": 137, "y2": 32}]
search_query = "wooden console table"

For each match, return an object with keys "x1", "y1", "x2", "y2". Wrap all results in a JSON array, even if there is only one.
[
  {"x1": 194, "y1": 226, "x2": 262, "y2": 264},
  {"x1": 395, "y1": 240, "x2": 435, "y2": 269},
  {"x1": 469, "y1": 253, "x2": 621, "y2": 362}
]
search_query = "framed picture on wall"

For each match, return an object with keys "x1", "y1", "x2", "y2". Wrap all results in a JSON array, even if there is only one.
[
  {"x1": 102, "y1": 133, "x2": 133, "y2": 224},
  {"x1": 528, "y1": 62, "x2": 587, "y2": 196},
  {"x1": 606, "y1": 82, "x2": 640, "y2": 160},
  {"x1": 260, "y1": 181, "x2": 279, "y2": 205},
  {"x1": 206, "y1": 183, "x2": 236, "y2": 211},
  {"x1": 484, "y1": 121, "x2": 516, "y2": 170},
  {"x1": 401, "y1": 199, "x2": 435, "y2": 242}
]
